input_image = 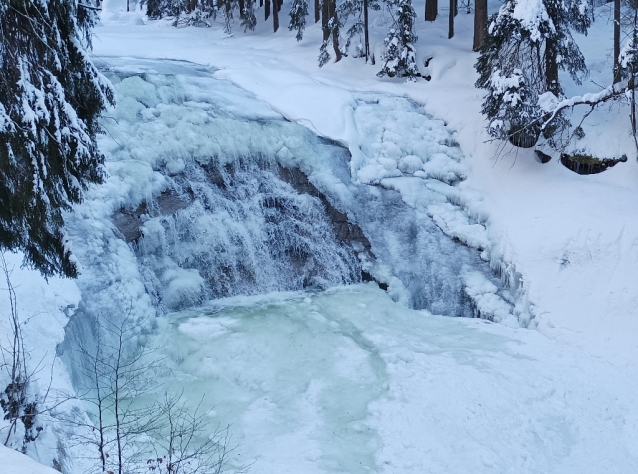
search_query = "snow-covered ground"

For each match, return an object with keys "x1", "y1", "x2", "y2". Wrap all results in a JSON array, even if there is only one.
[
  {"x1": 2, "y1": 0, "x2": 638, "y2": 472},
  {"x1": 1, "y1": 444, "x2": 61, "y2": 474}
]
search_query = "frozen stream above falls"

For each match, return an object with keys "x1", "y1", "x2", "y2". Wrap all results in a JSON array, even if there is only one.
[{"x1": 59, "y1": 58, "x2": 638, "y2": 474}]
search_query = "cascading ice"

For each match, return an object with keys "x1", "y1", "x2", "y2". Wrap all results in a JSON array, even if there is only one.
[{"x1": 135, "y1": 156, "x2": 360, "y2": 309}]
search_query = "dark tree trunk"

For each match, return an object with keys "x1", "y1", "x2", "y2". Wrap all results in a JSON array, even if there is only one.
[
  {"x1": 545, "y1": 38, "x2": 559, "y2": 94},
  {"x1": 448, "y1": 0, "x2": 454, "y2": 38},
  {"x1": 614, "y1": 0, "x2": 622, "y2": 83},
  {"x1": 278, "y1": 0, "x2": 283, "y2": 11},
  {"x1": 322, "y1": 0, "x2": 329, "y2": 42},
  {"x1": 425, "y1": 0, "x2": 437, "y2": 21},
  {"x1": 315, "y1": 0, "x2": 320, "y2": 23},
  {"x1": 454, "y1": 0, "x2": 458, "y2": 16},
  {"x1": 273, "y1": 0, "x2": 279, "y2": 31},
  {"x1": 473, "y1": 0, "x2": 487, "y2": 51},
  {"x1": 329, "y1": 0, "x2": 342, "y2": 61},
  {"x1": 260, "y1": 0, "x2": 263, "y2": 7},
  {"x1": 265, "y1": 0, "x2": 270, "y2": 21},
  {"x1": 364, "y1": 0, "x2": 370, "y2": 61},
  {"x1": 631, "y1": 10, "x2": 638, "y2": 143},
  {"x1": 239, "y1": 0, "x2": 245, "y2": 19}
]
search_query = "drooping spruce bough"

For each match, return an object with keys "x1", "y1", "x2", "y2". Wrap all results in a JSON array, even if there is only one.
[{"x1": 0, "y1": 0, "x2": 114, "y2": 277}]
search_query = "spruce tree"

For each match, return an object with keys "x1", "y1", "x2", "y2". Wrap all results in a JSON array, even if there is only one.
[
  {"x1": 338, "y1": 0, "x2": 363, "y2": 54},
  {"x1": 289, "y1": 0, "x2": 309, "y2": 40},
  {"x1": 620, "y1": 2, "x2": 638, "y2": 140},
  {"x1": 338, "y1": 0, "x2": 378, "y2": 59},
  {"x1": 378, "y1": 0, "x2": 419, "y2": 80},
  {"x1": 0, "y1": 0, "x2": 114, "y2": 277},
  {"x1": 318, "y1": 0, "x2": 342, "y2": 67},
  {"x1": 146, "y1": 0, "x2": 178, "y2": 19},
  {"x1": 475, "y1": 0, "x2": 589, "y2": 147},
  {"x1": 241, "y1": 0, "x2": 257, "y2": 31}
]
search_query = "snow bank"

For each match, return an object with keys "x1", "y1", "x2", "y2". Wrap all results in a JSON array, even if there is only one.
[{"x1": 0, "y1": 445, "x2": 61, "y2": 474}]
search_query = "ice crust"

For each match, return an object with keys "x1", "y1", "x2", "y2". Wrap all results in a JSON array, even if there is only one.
[{"x1": 146, "y1": 284, "x2": 638, "y2": 474}]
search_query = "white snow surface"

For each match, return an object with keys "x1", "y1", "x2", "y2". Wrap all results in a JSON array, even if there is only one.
[
  {"x1": 3, "y1": 1, "x2": 638, "y2": 473},
  {"x1": 0, "y1": 444, "x2": 61, "y2": 474}
]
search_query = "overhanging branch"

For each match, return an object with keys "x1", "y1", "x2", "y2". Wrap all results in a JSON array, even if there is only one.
[
  {"x1": 541, "y1": 79, "x2": 633, "y2": 130},
  {"x1": 78, "y1": 3, "x2": 103, "y2": 11}
]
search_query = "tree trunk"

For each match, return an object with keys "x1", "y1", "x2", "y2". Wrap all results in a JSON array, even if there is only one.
[
  {"x1": 448, "y1": 0, "x2": 454, "y2": 38},
  {"x1": 329, "y1": 0, "x2": 342, "y2": 61},
  {"x1": 273, "y1": 0, "x2": 279, "y2": 31},
  {"x1": 260, "y1": 0, "x2": 263, "y2": 7},
  {"x1": 315, "y1": 0, "x2": 320, "y2": 23},
  {"x1": 322, "y1": 0, "x2": 329, "y2": 42},
  {"x1": 545, "y1": 38, "x2": 559, "y2": 95},
  {"x1": 425, "y1": 0, "x2": 437, "y2": 21},
  {"x1": 454, "y1": 0, "x2": 458, "y2": 16},
  {"x1": 239, "y1": 0, "x2": 245, "y2": 19},
  {"x1": 265, "y1": 0, "x2": 270, "y2": 21},
  {"x1": 473, "y1": 0, "x2": 487, "y2": 51},
  {"x1": 614, "y1": 0, "x2": 622, "y2": 84},
  {"x1": 364, "y1": 0, "x2": 370, "y2": 61},
  {"x1": 632, "y1": 11, "x2": 638, "y2": 143}
]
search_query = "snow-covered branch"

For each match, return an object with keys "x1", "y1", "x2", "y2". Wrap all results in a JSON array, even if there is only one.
[
  {"x1": 77, "y1": 3, "x2": 103, "y2": 11},
  {"x1": 539, "y1": 80, "x2": 633, "y2": 130}
]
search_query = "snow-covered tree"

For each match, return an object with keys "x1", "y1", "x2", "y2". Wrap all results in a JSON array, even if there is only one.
[
  {"x1": 318, "y1": 0, "x2": 342, "y2": 67},
  {"x1": 620, "y1": 3, "x2": 638, "y2": 78},
  {"x1": 146, "y1": 0, "x2": 224, "y2": 28},
  {"x1": 338, "y1": 0, "x2": 378, "y2": 59},
  {"x1": 475, "y1": 0, "x2": 590, "y2": 147},
  {"x1": 0, "y1": 0, "x2": 114, "y2": 277},
  {"x1": 240, "y1": 0, "x2": 257, "y2": 31},
  {"x1": 289, "y1": 0, "x2": 309, "y2": 40},
  {"x1": 377, "y1": 0, "x2": 419, "y2": 80},
  {"x1": 145, "y1": 0, "x2": 181, "y2": 18},
  {"x1": 338, "y1": 0, "x2": 364, "y2": 55}
]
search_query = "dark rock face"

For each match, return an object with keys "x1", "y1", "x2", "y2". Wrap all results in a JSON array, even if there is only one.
[
  {"x1": 560, "y1": 153, "x2": 627, "y2": 175},
  {"x1": 112, "y1": 209, "x2": 144, "y2": 243},
  {"x1": 362, "y1": 270, "x2": 388, "y2": 291},
  {"x1": 535, "y1": 150, "x2": 552, "y2": 164},
  {"x1": 114, "y1": 164, "x2": 370, "y2": 251},
  {"x1": 112, "y1": 159, "x2": 374, "y2": 298},
  {"x1": 277, "y1": 166, "x2": 373, "y2": 254},
  {"x1": 113, "y1": 189, "x2": 193, "y2": 242}
]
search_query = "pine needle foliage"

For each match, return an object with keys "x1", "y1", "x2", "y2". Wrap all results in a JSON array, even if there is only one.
[
  {"x1": 377, "y1": 0, "x2": 419, "y2": 80},
  {"x1": 0, "y1": 0, "x2": 114, "y2": 277},
  {"x1": 475, "y1": 0, "x2": 590, "y2": 147}
]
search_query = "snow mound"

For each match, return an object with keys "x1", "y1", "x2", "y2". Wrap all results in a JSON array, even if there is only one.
[{"x1": 0, "y1": 445, "x2": 60, "y2": 474}]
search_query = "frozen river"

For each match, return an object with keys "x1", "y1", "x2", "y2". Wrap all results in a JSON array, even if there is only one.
[{"x1": 147, "y1": 284, "x2": 637, "y2": 474}]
